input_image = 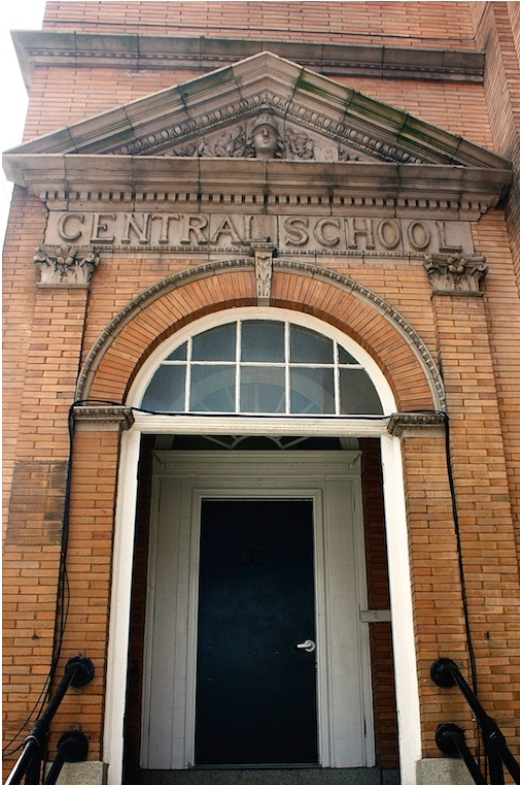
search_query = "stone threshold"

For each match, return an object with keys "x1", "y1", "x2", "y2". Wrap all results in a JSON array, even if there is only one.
[{"x1": 126, "y1": 768, "x2": 400, "y2": 785}]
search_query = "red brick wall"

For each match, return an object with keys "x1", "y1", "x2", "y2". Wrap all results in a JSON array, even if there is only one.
[
  {"x1": 4, "y1": 1, "x2": 520, "y2": 779},
  {"x1": 42, "y1": 1, "x2": 476, "y2": 46}
]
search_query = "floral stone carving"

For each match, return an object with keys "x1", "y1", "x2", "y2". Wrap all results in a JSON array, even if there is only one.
[
  {"x1": 424, "y1": 252, "x2": 488, "y2": 294},
  {"x1": 34, "y1": 244, "x2": 100, "y2": 286}
]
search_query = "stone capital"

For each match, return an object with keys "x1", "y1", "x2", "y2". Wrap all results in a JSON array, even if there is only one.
[
  {"x1": 424, "y1": 252, "x2": 488, "y2": 294},
  {"x1": 34, "y1": 244, "x2": 100, "y2": 287},
  {"x1": 387, "y1": 412, "x2": 445, "y2": 437},
  {"x1": 73, "y1": 406, "x2": 134, "y2": 432}
]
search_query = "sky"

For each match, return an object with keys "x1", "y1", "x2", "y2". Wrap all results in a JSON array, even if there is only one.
[{"x1": 1, "y1": 1, "x2": 47, "y2": 243}]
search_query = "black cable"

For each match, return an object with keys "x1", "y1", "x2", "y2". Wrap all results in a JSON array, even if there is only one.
[
  {"x1": 439, "y1": 410, "x2": 478, "y2": 697},
  {"x1": 4, "y1": 398, "x2": 478, "y2": 768}
]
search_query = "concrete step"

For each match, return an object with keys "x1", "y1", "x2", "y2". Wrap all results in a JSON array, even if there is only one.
[{"x1": 127, "y1": 768, "x2": 400, "y2": 785}]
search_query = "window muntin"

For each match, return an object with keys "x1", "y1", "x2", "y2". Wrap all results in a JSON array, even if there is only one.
[{"x1": 141, "y1": 319, "x2": 383, "y2": 416}]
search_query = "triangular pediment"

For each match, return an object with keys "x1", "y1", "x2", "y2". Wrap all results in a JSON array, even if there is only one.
[{"x1": 3, "y1": 51, "x2": 512, "y2": 207}]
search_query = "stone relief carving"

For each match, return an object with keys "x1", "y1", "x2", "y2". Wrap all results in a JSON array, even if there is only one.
[
  {"x1": 424, "y1": 252, "x2": 488, "y2": 293},
  {"x1": 248, "y1": 114, "x2": 284, "y2": 160},
  {"x1": 34, "y1": 244, "x2": 100, "y2": 286},
  {"x1": 286, "y1": 127, "x2": 315, "y2": 160},
  {"x1": 113, "y1": 94, "x2": 424, "y2": 164},
  {"x1": 251, "y1": 241, "x2": 276, "y2": 304}
]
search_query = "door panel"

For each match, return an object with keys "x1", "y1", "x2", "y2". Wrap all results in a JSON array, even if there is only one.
[
  {"x1": 141, "y1": 452, "x2": 373, "y2": 770},
  {"x1": 195, "y1": 499, "x2": 318, "y2": 765}
]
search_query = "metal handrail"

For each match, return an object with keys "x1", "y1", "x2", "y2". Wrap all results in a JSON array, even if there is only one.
[
  {"x1": 4, "y1": 656, "x2": 94, "y2": 785},
  {"x1": 431, "y1": 658, "x2": 520, "y2": 785}
]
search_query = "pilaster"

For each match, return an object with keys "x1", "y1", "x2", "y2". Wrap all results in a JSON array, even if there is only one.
[{"x1": 427, "y1": 275, "x2": 520, "y2": 735}]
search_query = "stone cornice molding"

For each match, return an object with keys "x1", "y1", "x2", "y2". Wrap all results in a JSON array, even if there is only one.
[
  {"x1": 4, "y1": 158, "x2": 510, "y2": 217},
  {"x1": 34, "y1": 244, "x2": 100, "y2": 287},
  {"x1": 35, "y1": 189, "x2": 497, "y2": 222},
  {"x1": 387, "y1": 412, "x2": 445, "y2": 436},
  {"x1": 73, "y1": 405, "x2": 134, "y2": 431},
  {"x1": 12, "y1": 31, "x2": 486, "y2": 89},
  {"x1": 424, "y1": 252, "x2": 488, "y2": 294}
]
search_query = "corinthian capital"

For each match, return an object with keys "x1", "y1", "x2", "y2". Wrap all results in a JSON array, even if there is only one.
[
  {"x1": 424, "y1": 252, "x2": 488, "y2": 294},
  {"x1": 34, "y1": 244, "x2": 100, "y2": 287}
]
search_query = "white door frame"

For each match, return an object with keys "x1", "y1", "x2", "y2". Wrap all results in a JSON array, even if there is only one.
[
  {"x1": 141, "y1": 450, "x2": 373, "y2": 770},
  {"x1": 103, "y1": 306, "x2": 421, "y2": 784}
]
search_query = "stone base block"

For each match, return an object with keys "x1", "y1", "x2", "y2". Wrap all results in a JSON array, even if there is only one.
[
  {"x1": 416, "y1": 758, "x2": 475, "y2": 785},
  {"x1": 45, "y1": 761, "x2": 107, "y2": 785}
]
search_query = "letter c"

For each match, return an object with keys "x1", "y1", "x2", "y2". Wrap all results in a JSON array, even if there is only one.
[{"x1": 57, "y1": 212, "x2": 84, "y2": 241}]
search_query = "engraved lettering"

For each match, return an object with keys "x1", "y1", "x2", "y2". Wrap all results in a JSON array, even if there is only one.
[
  {"x1": 436, "y1": 221, "x2": 463, "y2": 254},
  {"x1": 346, "y1": 218, "x2": 375, "y2": 250},
  {"x1": 407, "y1": 221, "x2": 431, "y2": 250},
  {"x1": 284, "y1": 217, "x2": 309, "y2": 246},
  {"x1": 243, "y1": 215, "x2": 255, "y2": 243},
  {"x1": 151, "y1": 213, "x2": 181, "y2": 244},
  {"x1": 180, "y1": 215, "x2": 209, "y2": 245},
  {"x1": 90, "y1": 213, "x2": 116, "y2": 243},
  {"x1": 377, "y1": 219, "x2": 401, "y2": 250},
  {"x1": 211, "y1": 215, "x2": 243, "y2": 245},
  {"x1": 122, "y1": 213, "x2": 151, "y2": 245},
  {"x1": 58, "y1": 212, "x2": 84, "y2": 241},
  {"x1": 314, "y1": 218, "x2": 341, "y2": 247}
]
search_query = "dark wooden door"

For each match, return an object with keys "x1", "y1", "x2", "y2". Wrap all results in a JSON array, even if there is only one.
[{"x1": 195, "y1": 498, "x2": 318, "y2": 766}]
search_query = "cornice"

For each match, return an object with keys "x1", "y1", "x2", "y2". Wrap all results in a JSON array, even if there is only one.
[
  {"x1": 12, "y1": 31, "x2": 485, "y2": 90},
  {"x1": 2, "y1": 156, "x2": 511, "y2": 217}
]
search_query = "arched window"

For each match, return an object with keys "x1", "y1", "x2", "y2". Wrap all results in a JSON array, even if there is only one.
[{"x1": 141, "y1": 319, "x2": 383, "y2": 416}]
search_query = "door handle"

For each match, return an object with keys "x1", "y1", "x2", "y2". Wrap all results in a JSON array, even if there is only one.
[{"x1": 296, "y1": 639, "x2": 316, "y2": 652}]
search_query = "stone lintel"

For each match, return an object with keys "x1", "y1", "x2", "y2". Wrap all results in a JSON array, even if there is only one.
[
  {"x1": 73, "y1": 406, "x2": 134, "y2": 432},
  {"x1": 387, "y1": 412, "x2": 445, "y2": 437},
  {"x1": 12, "y1": 31, "x2": 485, "y2": 90}
]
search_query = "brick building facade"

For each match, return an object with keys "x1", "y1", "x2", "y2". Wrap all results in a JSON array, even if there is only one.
[{"x1": 2, "y1": 3, "x2": 520, "y2": 785}]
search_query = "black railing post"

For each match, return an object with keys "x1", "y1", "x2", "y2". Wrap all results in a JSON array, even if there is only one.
[
  {"x1": 431, "y1": 658, "x2": 520, "y2": 785},
  {"x1": 435, "y1": 723, "x2": 487, "y2": 785},
  {"x1": 43, "y1": 730, "x2": 89, "y2": 785},
  {"x1": 4, "y1": 656, "x2": 94, "y2": 785}
]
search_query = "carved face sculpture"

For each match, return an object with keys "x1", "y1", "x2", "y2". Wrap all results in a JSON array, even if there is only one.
[{"x1": 251, "y1": 114, "x2": 281, "y2": 159}]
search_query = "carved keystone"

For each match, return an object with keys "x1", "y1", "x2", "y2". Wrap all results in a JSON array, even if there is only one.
[
  {"x1": 424, "y1": 252, "x2": 488, "y2": 294},
  {"x1": 34, "y1": 244, "x2": 100, "y2": 287},
  {"x1": 251, "y1": 241, "x2": 276, "y2": 306}
]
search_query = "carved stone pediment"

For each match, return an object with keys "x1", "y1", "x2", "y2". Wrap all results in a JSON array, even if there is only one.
[{"x1": 3, "y1": 51, "x2": 512, "y2": 207}]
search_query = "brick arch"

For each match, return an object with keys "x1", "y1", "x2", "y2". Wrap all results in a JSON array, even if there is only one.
[{"x1": 79, "y1": 259, "x2": 444, "y2": 410}]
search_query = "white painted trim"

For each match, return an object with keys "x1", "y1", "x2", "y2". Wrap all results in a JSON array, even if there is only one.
[
  {"x1": 141, "y1": 452, "x2": 373, "y2": 769},
  {"x1": 104, "y1": 428, "x2": 141, "y2": 785},
  {"x1": 131, "y1": 411, "x2": 389, "y2": 438},
  {"x1": 380, "y1": 433, "x2": 422, "y2": 785},
  {"x1": 104, "y1": 311, "x2": 421, "y2": 784}
]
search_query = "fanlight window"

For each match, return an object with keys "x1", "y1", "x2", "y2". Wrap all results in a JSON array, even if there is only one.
[{"x1": 141, "y1": 320, "x2": 383, "y2": 416}]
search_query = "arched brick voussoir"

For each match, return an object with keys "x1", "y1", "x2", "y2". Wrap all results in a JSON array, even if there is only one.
[
  {"x1": 271, "y1": 261, "x2": 445, "y2": 411},
  {"x1": 79, "y1": 259, "x2": 445, "y2": 411},
  {"x1": 82, "y1": 262, "x2": 256, "y2": 402}
]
